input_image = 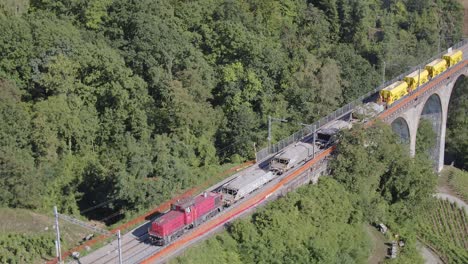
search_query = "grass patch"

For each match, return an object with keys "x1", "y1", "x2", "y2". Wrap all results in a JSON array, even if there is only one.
[
  {"x1": 442, "y1": 166, "x2": 468, "y2": 202},
  {"x1": 418, "y1": 198, "x2": 468, "y2": 263},
  {"x1": 0, "y1": 207, "x2": 90, "y2": 263}
]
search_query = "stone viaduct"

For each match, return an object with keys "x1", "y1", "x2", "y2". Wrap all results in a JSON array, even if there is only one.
[{"x1": 379, "y1": 46, "x2": 468, "y2": 172}]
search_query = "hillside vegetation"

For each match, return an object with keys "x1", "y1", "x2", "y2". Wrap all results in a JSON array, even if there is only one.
[
  {"x1": 173, "y1": 178, "x2": 371, "y2": 264},
  {"x1": 441, "y1": 166, "x2": 468, "y2": 202},
  {"x1": 418, "y1": 199, "x2": 468, "y2": 263},
  {"x1": 0, "y1": 0, "x2": 465, "y2": 262},
  {"x1": 0, "y1": 208, "x2": 89, "y2": 263}
]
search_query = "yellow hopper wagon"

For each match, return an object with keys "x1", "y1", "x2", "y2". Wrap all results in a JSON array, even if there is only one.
[
  {"x1": 379, "y1": 81, "x2": 409, "y2": 106},
  {"x1": 443, "y1": 49, "x2": 463, "y2": 68},
  {"x1": 403, "y1": 69, "x2": 429, "y2": 91},
  {"x1": 425, "y1": 58, "x2": 447, "y2": 78}
]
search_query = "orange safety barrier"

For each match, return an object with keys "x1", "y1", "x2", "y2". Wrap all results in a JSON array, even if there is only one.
[
  {"x1": 141, "y1": 146, "x2": 335, "y2": 264},
  {"x1": 47, "y1": 160, "x2": 255, "y2": 264}
]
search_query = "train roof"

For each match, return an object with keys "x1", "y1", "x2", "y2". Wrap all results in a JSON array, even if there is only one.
[
  {"x1": 174, "y1": 192, "x2": 219, "y2": 209},
  {"x1": 223, "y1": 169, "x2": 271, "y2": 191},
  {"x1": 382, "y1": 81, "x2": 406, "y2": 91},
  {"x1": 154, "y1": 210, "x2": 183, "y2": 224},
  {"x1": 443, "y1": 49, "x2": 462, "y2": 56},
  {"x1": 405, "y1": 69, "x2": 428, "y2": 78},
  {"x1": 273, "y1": 141, "x2": 314, "y2": 161},
  {"x1": 354, "y1": 102, "x2": 384, "y2": 117},
  {"x1": 173, "y1": 197, "x2": 194, "y2": 210},
  {"x1": 193, "y1": 192, "x2": 219, "y2": 204},
  {"x1": 319, "y1": 119, "x2": 351, "y2": 131},
  {"x1": 426, "y1": 58, "x2": 445, "y2": 66},
  {"x1": 316, "y1": 119, "x2": 352, "y2": 137}
]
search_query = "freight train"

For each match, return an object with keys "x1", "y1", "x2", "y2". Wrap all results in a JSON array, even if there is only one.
[
  {"x1": 379, "y1": 49, "x2": 463, "y2": 106},
  {"x1": 149, "y1": 49, "x2": 464, "y2": 246},
  {"x1": 147, "y1": 119, "x2": 358, "y2": 245},
  {"x1": 221, "y1": 169, "x2": 275, "y2": 205}
]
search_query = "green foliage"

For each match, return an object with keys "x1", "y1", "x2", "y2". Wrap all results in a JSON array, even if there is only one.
[
  {"x1": 172, "y1": 178, "x2": 371, "y2": 264},
  {"x1": 416, "y1": 119, "x2": 436, "y2": 157},
  {"x1": 0, "y1": 0, "x2": 463, "y2": 240},
  {"x1": 445, "y1": 167, "x2": 468, "y2": 202},
  {"x1": 418, "y1": 199, "x2": 468, "y2": 263},
  {"x1": 330, "y1": 122, "x2": 437, "y2": 225},
  {"x1": 0, "y1": 233, "x2": 54, "y2": 263},
  {"x1": 0, "y1": 0, "x2": 29, "y2": 16},
  {"x1": 0, "y1": 15, "x2": 33, "y2": 88},
  {"x1": 330, "y1": 44, "x2": 380, "y2": 101},
  {"x1": 446, "y1": 77, "x2": 468, "y2": 169},
  {"x1": 174, "y1": 233, "x2": 243, "y2": 264},
  {"x1": 330, "y1": 122, "x2": 437, "y2": 263}
]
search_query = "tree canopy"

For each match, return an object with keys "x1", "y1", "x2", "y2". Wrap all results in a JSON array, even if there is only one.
[
  {"x1": 0, "y1": 0, "x2": 465, "y2": 262},
  {"x1": 0, "y1": 0, "x2": 463, "y2": 227}
]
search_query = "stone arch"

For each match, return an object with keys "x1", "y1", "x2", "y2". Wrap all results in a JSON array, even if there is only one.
[
  {"x1": 391, "y1": 117, "x2": 410, "y2": 144},
  {"x1": 416, "y1": 93, "x2": 443, "y2": 165},
  {"x1": 444, "y1": 73, "x2": 468, "y2": 167}
]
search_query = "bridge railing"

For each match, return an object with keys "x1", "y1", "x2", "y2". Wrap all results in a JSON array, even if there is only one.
[{"x1": 255, "y1": 38, "x2": 468, "y2": 163}]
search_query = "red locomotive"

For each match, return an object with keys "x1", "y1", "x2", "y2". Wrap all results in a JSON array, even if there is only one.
[{"x1": 148, "y1": 192, "x2": 223, "y2": 245}]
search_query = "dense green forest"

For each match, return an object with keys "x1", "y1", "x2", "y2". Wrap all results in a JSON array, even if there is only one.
[
  {"x1": 0, "y1": 0, "x2": 467, "y2": 262},
  {"x1": 0, "y1": 0, "x2": 462, "y2": 221}
]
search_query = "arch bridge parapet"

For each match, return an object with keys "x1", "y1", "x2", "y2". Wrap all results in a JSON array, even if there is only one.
[{"x1": 383, "y1": 63, "x2": 468, "y2": 124}]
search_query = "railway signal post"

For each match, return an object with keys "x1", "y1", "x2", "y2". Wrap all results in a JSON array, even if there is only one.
[
  {"x1": 268, "y1": 115, "x2": 288, "y2": 151},
  {"x1": 53, "y1": 206, "x2": 62, "y2": 263},
  {"x1": 299, "y1": 123, "x2": 316, "y2": 159},
  {"x1": 382, "y1": 61, "x2": 386, "y2": 85},
  {"x1": 117, "y1": 230, "x2": 122, "y2": 264}
]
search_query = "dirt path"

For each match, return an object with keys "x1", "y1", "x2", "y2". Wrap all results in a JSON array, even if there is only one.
[
  {"x1": 418, "y1": 242, "x2": 444, "y2": 264},
  {"x1": 437, "y1": 167, "x2": 461, "y2": 198},
  {"x1": 435, "y1": 193, "x2": 468, "y2": 213},
  {"x1": 436, "y1": 167, "x2": 468, "y2": 212},
  {"x1": 365, "y1": 224, "x2": 387, "y2": 264}
]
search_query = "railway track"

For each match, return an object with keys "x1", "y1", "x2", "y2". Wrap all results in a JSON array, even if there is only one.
[
  {"x1": 94, "y1": 235, "x2": 150, "y2": 264},
  {"x1": 79, "y1": 163, "x2": 270, "y2": 264}
]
